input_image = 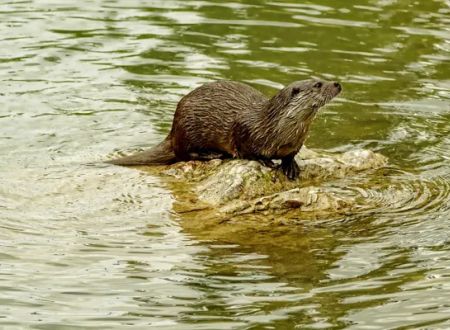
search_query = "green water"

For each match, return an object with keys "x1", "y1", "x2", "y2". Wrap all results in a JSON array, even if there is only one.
[{"x1": 1, "y1": 0, "x2": 449, "y2": 329}]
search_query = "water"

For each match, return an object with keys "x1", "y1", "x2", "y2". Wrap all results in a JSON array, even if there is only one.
[{"x1": 1, "y1": 0, "x2": 449, "y2": 328}]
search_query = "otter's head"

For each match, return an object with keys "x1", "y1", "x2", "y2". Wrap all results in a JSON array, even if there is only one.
[{"x1": 266, "y1": 79, "x2": 342, "y2": 119}]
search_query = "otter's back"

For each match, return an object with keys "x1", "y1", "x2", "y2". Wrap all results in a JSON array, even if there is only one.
[{"x1": 170, "y1": 80, "x2": 266, "y2": 158}]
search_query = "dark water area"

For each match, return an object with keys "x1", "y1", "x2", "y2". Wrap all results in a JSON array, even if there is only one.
[{"x1": 1, "y1": 0, "x2": 449, "y2": 329}]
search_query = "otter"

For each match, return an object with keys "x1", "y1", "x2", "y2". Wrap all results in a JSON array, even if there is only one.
[{"x1": 108, "y1": 79, "x2": 341, "y2": 180}]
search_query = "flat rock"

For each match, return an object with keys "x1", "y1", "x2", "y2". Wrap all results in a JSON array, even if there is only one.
[{"x1": 159, "y1": 147, "x2": 388, "y2": 216}]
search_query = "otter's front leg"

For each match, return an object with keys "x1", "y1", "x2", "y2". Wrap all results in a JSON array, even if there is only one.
[{"x1": 281, "y1": 154, "x2": 300, "y2": 180}]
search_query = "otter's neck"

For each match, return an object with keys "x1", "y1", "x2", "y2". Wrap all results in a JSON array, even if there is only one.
[{"x1": 241, "y1": 95, "x2": 319, "y2": 157}]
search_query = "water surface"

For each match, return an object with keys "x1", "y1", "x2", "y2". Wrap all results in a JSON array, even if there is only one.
[{"x1": 1, "y1": 0, "x2": 449, "y2": 329}]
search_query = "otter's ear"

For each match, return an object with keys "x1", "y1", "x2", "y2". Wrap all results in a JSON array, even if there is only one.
[{"x1": 291, "y1": 87, "x2": 300, "y2": 97}]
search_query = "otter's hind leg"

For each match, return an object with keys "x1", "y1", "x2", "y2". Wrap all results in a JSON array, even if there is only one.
[
  {"x1": 281, "y1": 154, "x2": 300, "y2": 180},
  {"x1": 188, "y1": 151, "x2": 230, "y2": 161}
]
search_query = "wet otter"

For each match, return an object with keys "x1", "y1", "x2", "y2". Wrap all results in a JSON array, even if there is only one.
[{"x1": 108, "y1": 79, "x2": 341, "y2": 179}]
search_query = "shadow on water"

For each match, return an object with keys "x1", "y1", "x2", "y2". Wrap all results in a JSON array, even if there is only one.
[{"x1": 172, "y1": 206, "x2": 432, "y2": 328}]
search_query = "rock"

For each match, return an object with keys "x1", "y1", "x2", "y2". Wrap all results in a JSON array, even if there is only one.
[{"x1": 157, "y1": 147, "x2": 388, "y2": 216}]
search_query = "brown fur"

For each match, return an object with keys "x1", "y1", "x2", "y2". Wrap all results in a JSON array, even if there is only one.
[{"x1": 108, "y1": 79, "x2": 341, "y2": 179}]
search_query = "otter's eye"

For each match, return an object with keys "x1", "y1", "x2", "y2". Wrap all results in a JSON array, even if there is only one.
[
  {"x1": 314, "y1": 82, "x2": 323, "y2": 89},
  {"x1": 291, "y1": 87, "x2": 300, "y2": 96}
]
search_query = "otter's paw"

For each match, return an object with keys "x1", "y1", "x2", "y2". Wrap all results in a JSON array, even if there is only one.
[
  {"x1": 281, "y1": 160, "x2": 300, "y2": 180},
  {"x1": 258, "y1": 159, "x2": 279, "y2": 169}
]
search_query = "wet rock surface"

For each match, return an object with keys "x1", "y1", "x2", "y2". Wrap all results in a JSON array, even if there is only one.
[{"x1": 157, "y1": 148, "x2": 388, "y2": 216}]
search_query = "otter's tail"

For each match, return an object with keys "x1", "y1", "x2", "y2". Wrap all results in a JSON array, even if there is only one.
[{"x1": 107, "y1": 138, "x2": 176, "y2": 166}]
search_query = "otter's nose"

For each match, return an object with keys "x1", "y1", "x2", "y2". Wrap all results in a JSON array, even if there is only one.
[{"x1": 333, "y1": 82, "x2": 342, "y2": 92}]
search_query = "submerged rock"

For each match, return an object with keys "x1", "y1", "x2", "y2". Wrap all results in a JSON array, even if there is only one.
[{"x1": 158, "y1": 148, "x2": 388, "y2": 216}]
